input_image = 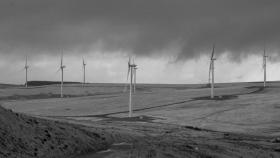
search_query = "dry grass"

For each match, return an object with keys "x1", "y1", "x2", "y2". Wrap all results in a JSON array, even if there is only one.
[
  {"x1": 3, "y1": 82, "x2": 278, "y2": 136},
  {"x1": 1, "y1": 82, "x2": 280, "y2": 157}
]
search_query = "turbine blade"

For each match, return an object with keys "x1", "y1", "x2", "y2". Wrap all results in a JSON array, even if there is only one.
[
  {"x1": 124, "y1": 57, "x2": 131, "y2": 92},
  {"x1": 263, "y1": 57, "x2": 266, "y2": 69},
  {"x1": 211, "y1": 44, "x2": 215, "y2": 59},
  {"x1": 132, "y1": 67, "x2": 135, "y2": 81},
  {"x1": 61, "y1": 49, "x2": 63, "y2": 67},
  {"x1": 25, "y1": 55, "x2": 28, "y2": 67},
  {"x1": 263, "y1": 47, "x2": 267, "y2": 69},
  {"x1": 208, "y1": 62, "x2": 212, "y2": 83},
  {"x1": 127, "y1": 66, "x2": 130, "y2": 81},
  {"x1": 127, "y1": 57, "x2": 131, "y2": 80},
  {"x1": 132, "y1": 56, "x2": 135, "y2": 65},
  {"x1": 55, "y1": 68, "x2": 61, "y2": 74},
  {"x1": 134, "y1": 68, "x2": 136, "y2": 84}
]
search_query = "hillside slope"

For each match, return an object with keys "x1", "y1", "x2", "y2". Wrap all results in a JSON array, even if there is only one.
[{"x1": 0, "y1": 106, "x2": 108, "y2": 158}]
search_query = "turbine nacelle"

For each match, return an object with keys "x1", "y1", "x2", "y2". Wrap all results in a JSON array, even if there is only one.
[
  {"x1": 83, "y1": 59, "x2": 86, "y2": 66},
  {"x1": 129, "y1": 64, "x2": 137, "y2": 68}
]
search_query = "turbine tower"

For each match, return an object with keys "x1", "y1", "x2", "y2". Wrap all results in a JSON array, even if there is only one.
[
  {"x1": 24, "y1": 56, "x2": 29, "y2": 88},
  {"x1": 127, "y1": 56, "x2": 137, "y2": 117},
  {"x1": 209, "y1": 44, "x2": 216, "y2": 99},
  {"x1": 263, "y1": 47, "x2": 268, "y2": 87},
  {"x1": 82, "y1": 58, "x2": 86, "y2": 87},
  {"x1": 59, "y1": 52, "x2": 66, "y2": 98}
]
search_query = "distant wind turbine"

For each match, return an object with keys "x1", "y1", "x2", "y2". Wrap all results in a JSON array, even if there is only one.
[
  {"x1": 124, "y1": 57, "x2": 137, "y2": 93},
  {"x1": 127, "y1": 56, "x2": 137, "y2": 117},
  {"x1": 263, "y1": 47, "x2": 268, "y2": 87},
  {"x1": 24, "y1": 56, "x2": 29, "y2": 88},
  {"x1": 209, "y1": 44, "x2": 216, "y2": 99},
  {"x1": 82, "y1": 58, "x2": 86, "y2": 87},
  {"x1": 58, "y1": 52, "x2": 66, "y2": 98}
]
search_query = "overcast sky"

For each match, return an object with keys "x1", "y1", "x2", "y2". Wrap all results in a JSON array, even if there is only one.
[{"x1": 1, "y1": 0, "x2": 280, "y2": 84}]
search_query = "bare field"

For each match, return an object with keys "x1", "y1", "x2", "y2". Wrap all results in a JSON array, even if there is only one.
[
  {"x1": 2, "y1": 82, "x2": 280, "y2": 135},
  {"x1": 1, "y1": 82, "x2": 280, "y2": 157}
]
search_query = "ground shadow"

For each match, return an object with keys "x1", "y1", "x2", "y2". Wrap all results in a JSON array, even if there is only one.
[{"x1": 192, "y1": 95, "x2": 238, "y2": 101}]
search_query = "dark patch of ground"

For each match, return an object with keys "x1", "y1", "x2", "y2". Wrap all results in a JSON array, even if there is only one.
[
  {"x1": 246, "y1": 86, "x2": 265, "y2": 94},
  {"x1": 57, "y1": 99, "x2": 194, "y2": 119},
  {"x1": 192, "y1": 86, "x2": 266, "y2": 101},
  {"x1": 0, "y1": 84, "x2": 21, "y2": 89},
  {"x1": 26, "y1": 81, "x2": 81, "y2": 86},
  {"x1": 0, "y1": 93, "x2": 79, "y2": 100},
  {"x1": 135, "y1": 87, "x2": 153, "y2": 92},
  {"x1": 0, "y1": 92, "x2": 120, "y2": 101},
  {"x1": 0, "y1": 106, "x2": 110, "y2": 158},
  {"x1": 96, "y1": 115, "x2": 162, "y2": 122},
  {"x1": 192, "y1": 95, "x2": 238, "y2": 101},
  {"x1": 75, "y1": 120, "x2": 280, "y2": 158}
]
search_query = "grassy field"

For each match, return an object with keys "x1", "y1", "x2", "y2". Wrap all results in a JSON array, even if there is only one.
[
  {"x1": 2, "y1": 82, "x2": 280, "y2": 136},
  {"x1": 1, "y1": 82, "x2": 280, "y2": 157}
]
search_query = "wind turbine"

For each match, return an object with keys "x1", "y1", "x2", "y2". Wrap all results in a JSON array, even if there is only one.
[
  {"x1": 127, "y1": 56, "x2": 137, "y2": 117},
  {"x1": 209, "y1": 44, "x2": 216, "y2": 99},
  {"x1": 263, "y1": 47, "x2": 268, "y2": 87},
  {"x1": 24, "y1": 56, "x2": 29, "y2": 88},
  {"x1": 123, "y1": 57, "x2": 137, "y2": 93},
  {"x1": 82, "y1": 58, "x2": 86, "y2": 87},
  {"x1": 59, "y1": 52, "x2": 66, "y2": 98}
]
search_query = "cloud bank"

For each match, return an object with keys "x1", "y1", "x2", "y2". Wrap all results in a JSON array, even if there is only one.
[{"x1": 1, "y1": 0, "x2": 280, "y2": 60}]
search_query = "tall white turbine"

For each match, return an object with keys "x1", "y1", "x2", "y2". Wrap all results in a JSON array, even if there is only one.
[
  {"x1": 127, "y1": 57, "x2": 137, "y2": 117},
  {"x1": 59, "y1": 52, "x2": 66, "y2": 98},
  {"x1": 209, "y1": 45, "x2": 216, "y2": 99},
  {"x1": 124, "y1": 57, "x2": 137, "y2": 93},
  {"x1": 263, "y1": 47, "x2": 268, "y2": 87},
  {"x1": 82, "y1": 58, "x2": 86, "y2": 87},
  {"x1": 24, "y1": 56, "x2": 29, "y2": 88}
]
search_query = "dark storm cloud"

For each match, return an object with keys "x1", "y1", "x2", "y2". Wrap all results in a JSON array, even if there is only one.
[{"x1": 1, "y1": 0, "x2": 280, "y2": 60}]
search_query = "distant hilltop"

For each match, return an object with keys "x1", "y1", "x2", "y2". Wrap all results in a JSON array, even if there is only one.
[{"x1": 26, "y1": 81, "x2": 81, "y2": 86}]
